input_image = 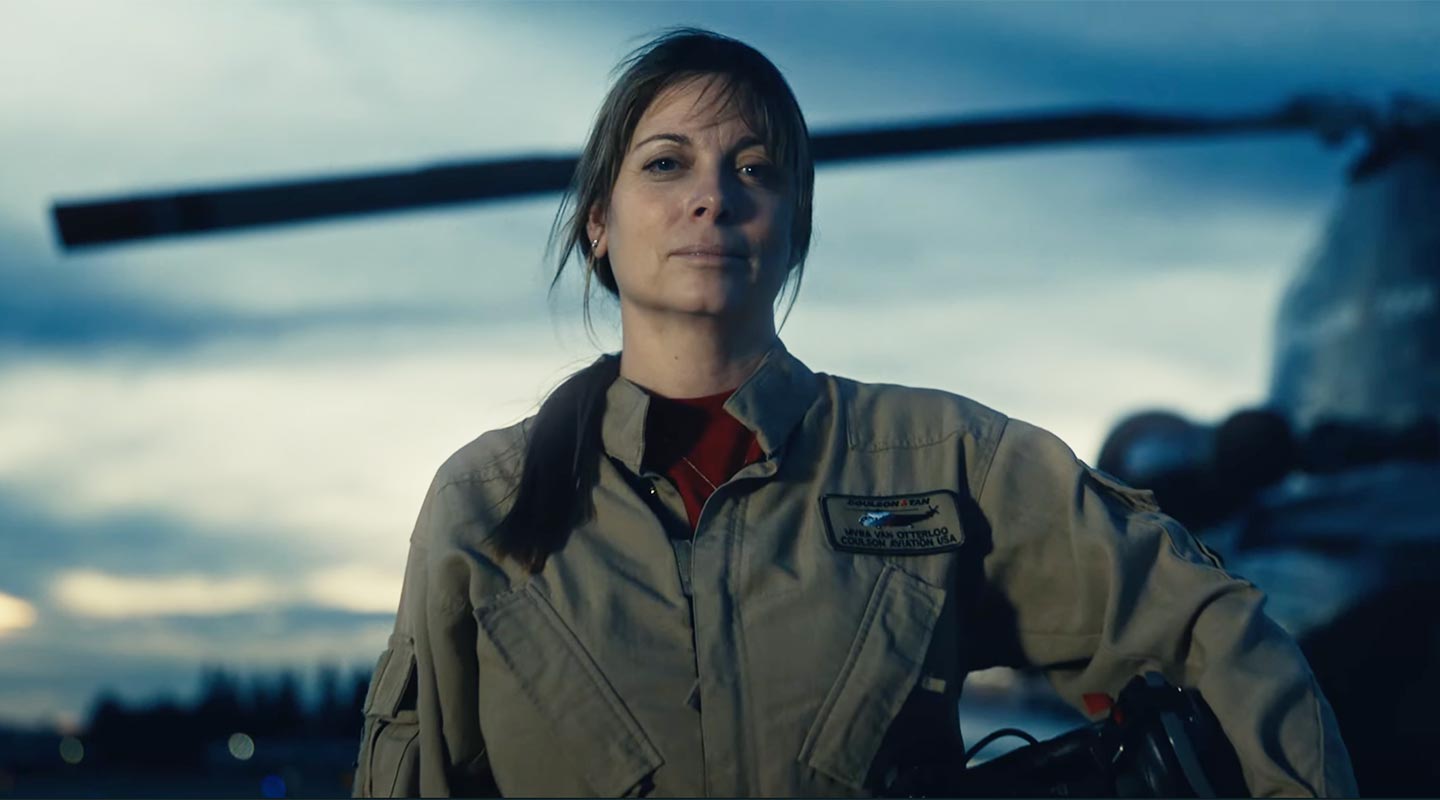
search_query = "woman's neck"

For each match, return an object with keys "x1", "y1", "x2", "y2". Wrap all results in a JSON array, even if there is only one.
[{"x1": 618, "y1": 308, "x2": 778, "y2": 399}]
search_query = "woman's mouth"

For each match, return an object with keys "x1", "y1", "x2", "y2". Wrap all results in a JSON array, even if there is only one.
[{"x1": 671, "y1": 246, "x2": 748, "y2": 264}]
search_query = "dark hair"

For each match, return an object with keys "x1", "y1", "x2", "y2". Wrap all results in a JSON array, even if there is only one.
[{"x1": 493, "y1": 28, "x2": 815, "y2": 572}]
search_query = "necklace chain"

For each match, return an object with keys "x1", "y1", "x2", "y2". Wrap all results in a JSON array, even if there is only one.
[{"x1": 679, "y1": 455, "x2": 720, "y2": 492}]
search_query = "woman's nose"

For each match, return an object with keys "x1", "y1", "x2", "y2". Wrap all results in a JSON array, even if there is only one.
[{"x1": 688, "y1": 168, "x2": 738, "y2": 221}]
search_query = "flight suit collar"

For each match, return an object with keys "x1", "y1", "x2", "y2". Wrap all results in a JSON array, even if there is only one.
[
  {"x1": 601, "y1": 341, "x2": 819, "y2": 475},
  {"x1": 601, "y1": 372, "x2": 651, "y2": 474}
]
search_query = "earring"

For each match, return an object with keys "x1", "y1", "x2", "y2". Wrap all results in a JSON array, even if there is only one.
[{"x1": 591, "y1": 239, "x2": 599, "y2": 250}]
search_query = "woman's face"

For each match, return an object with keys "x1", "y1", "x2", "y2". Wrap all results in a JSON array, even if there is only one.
[{"x1": 589, "y1": 77, "x2": 794, "y2": 324}]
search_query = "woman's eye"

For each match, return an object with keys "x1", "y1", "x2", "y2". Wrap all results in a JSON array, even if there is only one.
[
  {"x1": 740, "y1": 163, "x2": 777, "y2": 182},
  {"x1": 644, "y1": 157, "x2": 680, "y2": 174}
]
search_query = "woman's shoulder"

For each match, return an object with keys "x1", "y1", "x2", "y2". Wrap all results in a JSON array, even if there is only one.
[
  {"x1": 407, "y1": 417, "x2": 534, "y2": 565},
  {"x1": 823, "y1": 373, "x2": 1011, "y2": 452},
  {"x1": 430, "y1": 415, "x2": 535, "y2": 490},
  {"x1": 822, "y1": 377, "x2": 1153, "y2": 538}
]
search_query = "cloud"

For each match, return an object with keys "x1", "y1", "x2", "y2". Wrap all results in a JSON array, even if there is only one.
[
  {"x1": 785, "y1": 265, "x2": 1288, "y2": 462},
  {"x1": 51, "y1": 564, "x2": 402, "y2": 619},
  {"x1": 947, "y1": 1, "x2": 1440, "y2": 101},
  {"x1": 303, "y1": 564, "x2": 406, "y2": 614},
  {"x1": 803, "y1": 144, "x2": 1332, "y2": 302},
  {"x1": 0, "y1": 320, "x2": 609, "y2": 576},
  {"x1": 53, "y1": 570, "x2": 278, "y2": 619},
  {"x1": 493, "y1": 2, "x2": 1440, "y2": 118},
  {"x1": 0, "y1": 2, "x2": 613, "y2": 190},
  {"x1": 0, "y1": 198, "x2": 566, "y2": 353},
  {"x1": 0, "y1": 1, "x2": 608, "y2": 357},
  {"x1": 0, "y1": 591, "x2": 37, "y2": 637},
  {"x1": 0, "y1": 483, "x2": 337, "y2": 606}
]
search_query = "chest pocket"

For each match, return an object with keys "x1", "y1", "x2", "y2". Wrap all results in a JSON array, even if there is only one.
[
  {"x1": 358, "y1": 634, "x2": 421, "y2": 797},
  {"x1": 797, "y1": 564, "x2": 948, "y2": 791},
  {"x1": 474, "y1": 582, "x2": 664, "y2": 796}
]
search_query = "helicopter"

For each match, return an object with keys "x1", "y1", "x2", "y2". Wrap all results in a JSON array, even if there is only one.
[
  {"x1": 1091, "y1": 99, "x2": 1440, "y2": 797},
  {"x1": 50, "y1": 93, "x2": 1440, "y2": 796}
]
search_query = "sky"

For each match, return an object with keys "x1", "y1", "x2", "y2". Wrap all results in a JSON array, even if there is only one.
[{"x1": 1, "y1": 0, "x2": 1438, "y2": 728}]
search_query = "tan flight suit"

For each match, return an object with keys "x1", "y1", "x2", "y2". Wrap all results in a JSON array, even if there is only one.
[{"x1": 353, "y1": 344, "x2": 1356, "y2": 798}]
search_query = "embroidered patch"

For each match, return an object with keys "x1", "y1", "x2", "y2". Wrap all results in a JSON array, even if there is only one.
[{"x1": 820, "y1": 491, "x2": 965, "y2": 555}]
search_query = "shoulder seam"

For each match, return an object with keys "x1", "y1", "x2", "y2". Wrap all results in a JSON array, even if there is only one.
[
  {"x1": 423, "y1": 477, "x2": 507, "y2": 551},
  {"x1": 833, "y1": 376, "x2": 987, "y2": 449},
  {"x1": 974, "y1": 416, "x2": 1012, "y2": 505},
  {"x1": 856, "y1": 429, "x2": 963, "y2": 453},
  {"x1": 1146, "y1": 516, "x2": 1233, "y2": 578},
  {"x1": 437, "y1": 470, "x2": 516, "y2": 491}
]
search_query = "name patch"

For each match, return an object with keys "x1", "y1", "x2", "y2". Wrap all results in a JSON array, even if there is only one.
[{"x1": 820, "y1": 491, "x2": 965, "y2": 555}]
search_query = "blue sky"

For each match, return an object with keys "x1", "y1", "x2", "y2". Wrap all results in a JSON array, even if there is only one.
[{"x1": 1, "y1": 0, "x2": 1437, "y2": 727}]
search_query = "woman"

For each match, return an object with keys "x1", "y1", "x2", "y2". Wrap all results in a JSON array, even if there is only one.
[{"x1": 354, "y1": 29, "x2": 1354, "y2": 798}]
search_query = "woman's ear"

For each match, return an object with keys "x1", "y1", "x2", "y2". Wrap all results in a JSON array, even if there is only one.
[{"x1": 586, "y1": 203, "x2": 606, "y2": 258}]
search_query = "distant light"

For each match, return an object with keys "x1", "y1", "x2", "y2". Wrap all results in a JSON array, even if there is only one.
[
  {"x1": 0, "y1": 591, "x2": 37, "y2": 636},
  {"x1": 59, "y1": 736, "x2": 84, "y2": 765},
  {"x1": 261, "y1": 774, "x2": 287, "y2": 798},
  {"x1": 54, "y1": 712, "x2": 83, "y2": 737},
  {"x1": 228, "y1": 732, "x2": 255, "y2": 761}
]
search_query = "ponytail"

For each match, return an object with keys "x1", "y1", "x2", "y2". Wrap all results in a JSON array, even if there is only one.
[{"x1": 493, "y1": 354, "x2": 622, "y2": 573}]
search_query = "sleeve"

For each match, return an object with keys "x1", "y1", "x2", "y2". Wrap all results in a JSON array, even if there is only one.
[
  {"x1": 353, "y1": 476, "x2": 502, "y2": 798},
  {"x1": 970, "y1": 418, "x2": 1357, "y2": 798}
]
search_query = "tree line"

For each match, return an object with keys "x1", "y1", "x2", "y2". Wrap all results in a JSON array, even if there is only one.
[{"x1": 80, "y1": 664, "x2": 372, "y2": 769}]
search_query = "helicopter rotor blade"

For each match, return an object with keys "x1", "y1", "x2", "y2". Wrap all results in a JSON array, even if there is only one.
[
  {"x1": 50, "y1": 101, "x2": 1363, "y2": 251},
  {"x1": 810, "y1": 105, "x2": 1315, "y2": 162},
  {"x1": 53, "y1": 156, "x2": 578, "y2": 250}
]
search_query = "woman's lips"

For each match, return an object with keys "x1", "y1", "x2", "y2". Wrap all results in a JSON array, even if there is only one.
[
  {"x1": 671, "y1": 248, "x2": 747, "y2": 264},
  {"x1": 672, "y1": 253, "x2": 746, "y2": 267}
]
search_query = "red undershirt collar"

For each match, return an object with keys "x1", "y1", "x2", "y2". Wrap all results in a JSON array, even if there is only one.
[{"x1": 642, "y1": 388, "x2": 764, "y2": 533}]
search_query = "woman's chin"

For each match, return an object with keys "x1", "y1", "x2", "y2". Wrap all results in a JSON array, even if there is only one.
[
  {"x1": 684, "y1": 292, "x2": 773, "y2": 319},
  {"x1": 650, "y1": 283, "x2": 767, "y2": 318}
]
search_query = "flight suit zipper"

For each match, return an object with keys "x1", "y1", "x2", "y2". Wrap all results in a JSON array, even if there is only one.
[
  {"x1": 641, "y1": 455, "x2": 780, "y2": 795},
  {"x1": 688, "y1": 455, "x2": 779, "y2": 796},
  {"x1": 639, "y1": 470, "x2": 709, "y2": 791}
]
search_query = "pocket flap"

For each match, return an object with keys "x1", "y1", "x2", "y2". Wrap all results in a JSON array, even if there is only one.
[
  {"x1": 1086, "y1": 467, "x2": 1160, "y2": 512},
  {"x1": 363, "y1": 634, "x2": 416, "y2": 718},
  {"x1": 798, "y1": 564, "x2": 947, "y2": 790},
  {"x1": 476, "y1": 583, "x2": 663, "y2": 796}
]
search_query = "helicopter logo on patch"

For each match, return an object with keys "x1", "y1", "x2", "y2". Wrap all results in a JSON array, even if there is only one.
[
  {"x1": 859, "y1": 504, "x2": 941, "y2": 528},
  {"x1": 820, "y1": 491, "x2": 964, "y2": 555}
]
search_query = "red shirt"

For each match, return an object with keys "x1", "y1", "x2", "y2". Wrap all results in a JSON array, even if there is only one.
[{"x1": 642, "y1": 388, "x2": 764, "y2": 532}]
